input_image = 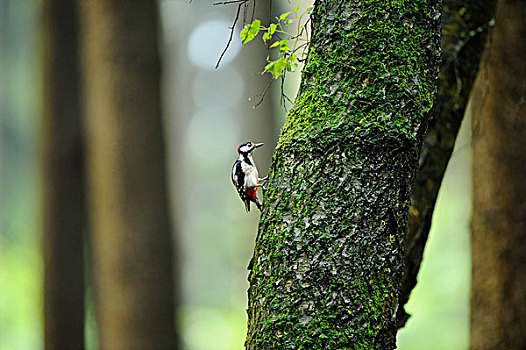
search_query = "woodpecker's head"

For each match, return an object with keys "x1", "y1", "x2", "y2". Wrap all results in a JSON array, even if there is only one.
[{"x1": 237, "y1": 141, "x2": 263, "y2": 155}]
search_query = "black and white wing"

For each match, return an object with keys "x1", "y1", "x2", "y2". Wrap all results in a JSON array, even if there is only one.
[{"x1": 232, "y1": 160, "x2": 251, "y2": 212}]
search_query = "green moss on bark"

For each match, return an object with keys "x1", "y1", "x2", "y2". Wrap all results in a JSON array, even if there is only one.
[
  {"x1": 246, "y1": 0, "x2": 441, "y2": 349},
  {"x1": 278, "y1": 0, "x2": 439, "y2": 148}
]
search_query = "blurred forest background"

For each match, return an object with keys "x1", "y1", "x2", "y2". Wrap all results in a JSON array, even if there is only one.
[{"x1": 1, "y1": 0, "x2": 472, "y2": 349}]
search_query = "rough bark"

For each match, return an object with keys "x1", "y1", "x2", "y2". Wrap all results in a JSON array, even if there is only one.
[
  {"x1": 471, "y1": 0, "x2": 526, "y2": 348},
  {"x1": 398, "y1": 0, "x2": 496, "y2": 326},
  {"x1": 80, "y1": 1, "x2": 178, "y2": 349},
  {"x1": 246, "y1": 0, "x2": 441, "y2": 348},
  {"x1": 41, "y1": 1, "x2": 85, "y2": 348}
]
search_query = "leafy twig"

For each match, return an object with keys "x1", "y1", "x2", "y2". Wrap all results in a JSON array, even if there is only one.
[{"x1": 239, "y1": 5, "x2": 313, "y2": 79}]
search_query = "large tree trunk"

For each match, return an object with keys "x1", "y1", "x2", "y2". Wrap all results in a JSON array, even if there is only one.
[
  {"x1": 399, "y1": 0, "x2": 496, "y2": 326},
  {"x1": 245, "y1": 0, "x2": 441, "y2": 348},
  {"x1": 41, "y1": 1, "x2": 85, "y2": 348},
  {"x1": 471, "y1": 0, "x2": 526, "y2": 348},
  {"x1": 80, "y1": 1, "x2": 178, "y2": 349}
]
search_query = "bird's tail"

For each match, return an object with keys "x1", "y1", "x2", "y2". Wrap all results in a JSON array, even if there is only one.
[{"x1": 244, "y1": 199, "x2": 262, "y2": 212}]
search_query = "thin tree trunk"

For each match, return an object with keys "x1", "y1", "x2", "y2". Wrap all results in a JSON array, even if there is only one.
[
  {"x1": 398, "y1": 0, "x2": 496, "y2": 326},
  {"x1": 41, "y1": 1, "x2": 85, "y2": 348},
  {"x1": 79, "y1": 1, "x2": 178, "y2": 349},
  {"x1": 471, "y1": 0, "x2": 526, "y2": 348},
  {"x1": 246, "y1": 0, "x2": 441, "y2": 348}
]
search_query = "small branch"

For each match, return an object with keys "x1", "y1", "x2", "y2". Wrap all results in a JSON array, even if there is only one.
[
  {"x1": 250, "y1": 0, "x2": 256, "y2": 24},
  {"x1": 252, "y1": 79, "x2": 274, "y2": 109},
  {"x1": 279, "y1": 75, "x2": 294, "y2": 109},
  {"x1": 299, "y1": 16, "x2": 311, "y2": 38},
  {"x1": 213, "y1": 0, "x2": 247, "y2": 5},
  {"x1": 215, "y1": 0, "x2": 249, "y2": 68},
  {"x1": 291, "y1": 42, "x2": 309, "y2": 56}
]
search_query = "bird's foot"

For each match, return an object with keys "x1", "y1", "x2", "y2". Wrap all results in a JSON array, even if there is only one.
[{"x1": 254, "y1": 183, "x2": 267, "y2": 192}]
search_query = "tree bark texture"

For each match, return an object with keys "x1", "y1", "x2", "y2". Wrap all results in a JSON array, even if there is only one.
[
  {"x1": 246, "y1": 1, "x2": 441, "y2": 348},
  {"x1": 41, "y1": 1, "x2": 85, "y2": 348},
  {"x1": 399, "y1": 0, "x2": 496, "y2": 326},
  {"x1": 80, "y1": 1, "x2": 178, "y2": 349},
  {"x1": 471, "y1": 0, "x2": 526, "y2": 348}
]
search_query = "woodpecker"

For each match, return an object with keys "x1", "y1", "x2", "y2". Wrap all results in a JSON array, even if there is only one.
[{"x1": 232, "y1": 141, "x2": 268, "y2": 212}]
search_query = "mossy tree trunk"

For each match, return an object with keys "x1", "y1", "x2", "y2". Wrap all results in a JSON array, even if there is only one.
[
  {"x1": 41, "y1": 0, "x2": 85, "y2": 348},
  {"x1": 471, "y1": 0, "x2": 526, "y2": 348},
  {"x1": 246, "y1": 0, "x2": 441, "y2": 348},
  {"x1": 399, "y1": 0, "x2": 496, "y2": 325},
  {"x1": 80, "y1": 1, "x2": 178, "y2": 349}
]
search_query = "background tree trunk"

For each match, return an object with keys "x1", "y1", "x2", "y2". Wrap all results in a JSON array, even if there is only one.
[
  {"x1": 40, "y1": 1, "x2": 85, "y2": 348},
  {"x1": 398, "y1": 0, "x2": 496, "y2": 326},
  {"x1": 80, "y1": 1, "x2": 178, "y2": 349},
  {"x1": 246, "y1": 0, "x2": 441, "y2": 348},
  {"x1": 471, "y1": 0, "x2": 526, "y2": 348}
]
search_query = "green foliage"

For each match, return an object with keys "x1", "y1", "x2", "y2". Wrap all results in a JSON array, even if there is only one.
[
  {"x1": 263, "y1": 57, "x2": 287, "y2": 79},
  {"x1": 240, "y1": 19, "x2": 261, "y2": 45},
  {"x1": 262, "y1": 23, "x2": 277, "y2": 43},
  {"x1": 239, "y1": 6, "x2": 313, "y2": 79}
]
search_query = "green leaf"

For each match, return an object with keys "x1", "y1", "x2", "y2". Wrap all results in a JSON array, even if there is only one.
[
  {"x1": 279, "y1": 39, "x2": 289, "y2": 52},
  {"x1": 291, "y1": 61, "x2": 299, "y2": 71},
  {"x1": 262, "y1": 23, "x2": 277, "y2": 43},
  {"x1": 293, "y1": 6, "x2": 300, "y2": 13},
  {"x1": 263, "y1": 57, "x2": 287, "y2": 79},
  {"x1": 283, "y1": 18, "x2": 294, "y2": 26},
  {"x1": 240, "y1": 28, "x2": 249, "y2": 44},
  {"x1": 270, "y1": 41, "x2": 280, "y2": 48},
  {"x1": 306, "y1": 6, "x2": 314, "y2": 14},
  {"x1": 240, "y1": 19, "x2": 261, "y2": 45},
  {"x1": 290, "y1": 54, "x2": 298, "y2": 63},
  {"x1": 269, "y1": 23, "x2": 277, "y2": 35},
  {"x1": 279, "y1": 12, "x2": 290, "y2": 20},
  {"x1": 286, "y1": 54, "x2": 299, "y2": 72},
  {"x1": 249, "y1": 19, "x2": 261, "y2": 35}
]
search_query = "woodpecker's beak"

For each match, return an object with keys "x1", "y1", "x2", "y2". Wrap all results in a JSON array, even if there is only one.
[{"x1": 255, "y1": 143, "x2": 264, "y2": 149}]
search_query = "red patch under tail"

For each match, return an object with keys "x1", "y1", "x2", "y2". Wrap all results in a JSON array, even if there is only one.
[{"x1": 246, "y1": 187, "x2": 258, "y2": 202}]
